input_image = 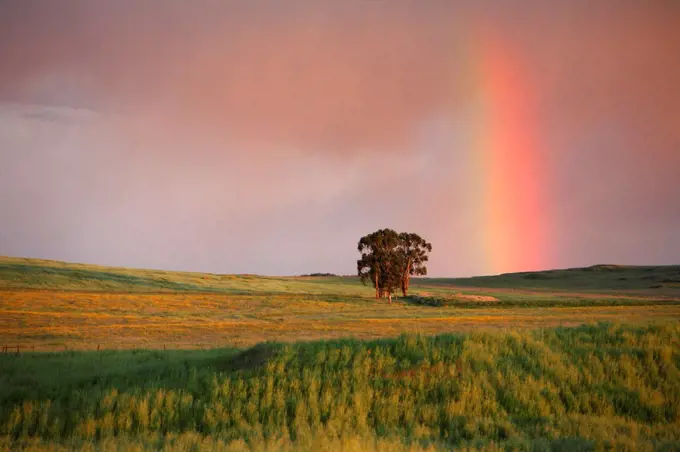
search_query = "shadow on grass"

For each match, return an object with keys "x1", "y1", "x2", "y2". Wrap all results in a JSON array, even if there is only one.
[{"x1": 0, "y1": 347, "x2": 241, "y2": 405}]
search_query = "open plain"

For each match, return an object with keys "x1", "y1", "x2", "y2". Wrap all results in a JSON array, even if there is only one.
[
  {"x1": 2, "y1": 258, "x2": 680, "y2": 450},
  {"x1": 2, "y1": 257, "x2": 680, "y2": 351}
]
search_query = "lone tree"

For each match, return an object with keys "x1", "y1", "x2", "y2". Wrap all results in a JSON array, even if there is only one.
[
  {"x1": 357, "y1": 229, "x2": 403, "y2": 302},
  {"x1": 357, "y1": 229, "x2": 432, "y2": 302},
  {"x1": 397, "y1": 232, "x2": 432, "y2": 297}
]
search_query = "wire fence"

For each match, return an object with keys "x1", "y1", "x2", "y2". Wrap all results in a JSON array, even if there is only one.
[{"x1": 0, "y1": 343, "x2": 173, "y2": 354}]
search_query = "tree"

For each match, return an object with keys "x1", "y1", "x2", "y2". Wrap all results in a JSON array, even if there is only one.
[
  {"x1": 357, "y1": 229, "x2": 403, "y2": 302},
  {"x1": 396, "y1": 232, "x2": 432, "y2": 297},
  {"x1": 357, "y1": 229, "x2": 432, "y2": 302}
]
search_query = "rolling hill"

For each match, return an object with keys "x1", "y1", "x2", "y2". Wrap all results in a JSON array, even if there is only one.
[{"x1": 1, "y1": 256, "x2": 679, "y2": 295}]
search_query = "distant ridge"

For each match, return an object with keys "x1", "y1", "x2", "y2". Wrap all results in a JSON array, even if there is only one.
[
  {"x1": 418, "y1": 263, "x2": 680, "y2": 293},
  {"x1": 1, "y1": 255, "x2": 679, "y2": 294}
]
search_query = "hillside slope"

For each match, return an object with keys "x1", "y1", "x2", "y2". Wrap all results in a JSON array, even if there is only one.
[
  {"x1": 0, "y1": 256, "x2": 363, "y2": 295},
  {"x1": 419, "y1": 264, "x2": 680, "y2": 294},
  {"x1": 2, "y1": 256, "x2": 679, "y2": 295}
]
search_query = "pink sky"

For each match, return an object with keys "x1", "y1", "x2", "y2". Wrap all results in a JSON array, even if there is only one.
[{"x1": 1, "y1": 1, "x2": 679, "y2": 276}]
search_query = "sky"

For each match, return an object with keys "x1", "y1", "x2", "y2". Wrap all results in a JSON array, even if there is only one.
[{"x1": 1, "y1": 1, "x2": 679, "y2": 277}]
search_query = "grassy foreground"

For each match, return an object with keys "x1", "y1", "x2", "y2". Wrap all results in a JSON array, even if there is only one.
[{"x1": 2, "y1": 323, "x2": 680, "y2": 450}]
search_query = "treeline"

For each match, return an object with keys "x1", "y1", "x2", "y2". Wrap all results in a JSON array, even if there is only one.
[{"x1": 357, "y1": 229, "x2": 432, "y2": 301}]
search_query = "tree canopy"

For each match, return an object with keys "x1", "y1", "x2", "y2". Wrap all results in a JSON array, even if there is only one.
[
  {"x1": 357, "y1": 229, "x2": 432, "y2": 301},
  {"x1": 396, "y1": 232, "x2": 433, "y2": 297}
]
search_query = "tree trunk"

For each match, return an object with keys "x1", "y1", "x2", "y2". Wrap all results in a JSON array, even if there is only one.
[
  {"x1": 401, "y1": 260, "x2": 412, "y2": 297},
  {"x1": 375, "y1": 272, "x2": 379, "y2": 299}
]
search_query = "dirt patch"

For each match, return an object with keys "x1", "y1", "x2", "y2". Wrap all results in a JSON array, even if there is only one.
[
  {"x1": 452, "y1": 293, "x2": 499, "y2": 303},
  {"x1": 409, "y1": 292, "x2": 498, "y2": 305}
]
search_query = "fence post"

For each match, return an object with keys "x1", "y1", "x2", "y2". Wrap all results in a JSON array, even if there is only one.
[{"x1": 97, "y1": 345, "x2": 100, "y2": 352}]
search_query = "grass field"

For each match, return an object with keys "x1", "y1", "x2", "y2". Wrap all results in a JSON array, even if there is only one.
[
  {"x1": 1, "y1": 257, "x2": 679, "y2": 351},
  {"x1": 2, "y1": 324, "x2": 680, "y2": 450},
  {"x1": 1, "y1": 257, "x2": 680, "y2": 450}
]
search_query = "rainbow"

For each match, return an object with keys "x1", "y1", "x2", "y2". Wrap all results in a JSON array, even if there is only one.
[{"x1": 464, "y1": 29, "x2": 550, "y2": 275}]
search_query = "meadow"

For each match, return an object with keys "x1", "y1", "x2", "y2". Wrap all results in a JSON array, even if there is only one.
[
  {"x1": 2, "y1": 324, "x2": 680, "y2": 450},
  {"x1": 1, "y1": 257, "x2": 680, "y2": 450},
  {"x1": 1, "y1": 257, "x2": 679, "y2": 351}
]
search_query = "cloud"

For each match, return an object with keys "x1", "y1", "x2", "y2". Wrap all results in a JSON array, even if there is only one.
[
  {"x1": 0, "y1": 102, "x2": 435, "y2": 273},
  {"x1": 1, "y1": 2, "x2": 679, "y2": 275}
]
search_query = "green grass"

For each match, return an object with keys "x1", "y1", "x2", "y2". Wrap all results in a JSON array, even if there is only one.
[
  {"x1": 405, "y1": 294, "x2": 680, "y2": 309},
  {"x1": 0, "y1": 256, "x2": 366, "y2": 295},
  {"x1": 2, "y1": 257, "x2": 679, "y2": 296},
  {"x1": 1, "y1": 323, "x2": 679, "y2": 450},
  {"x1": 2, "y1": 256, "x2": 680, "y2": 449},
  {"x1": 421, "y1": 264, "x2": 680, "y2": 295}
]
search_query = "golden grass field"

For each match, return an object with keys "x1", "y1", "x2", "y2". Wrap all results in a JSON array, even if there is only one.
[
  {"x1": 2, "y1": 289, "x2": 680, "y2": 351},
  {"x1": 1, "y1": 257, "x2": 679, "y2": 351}
]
